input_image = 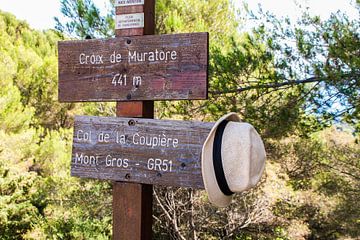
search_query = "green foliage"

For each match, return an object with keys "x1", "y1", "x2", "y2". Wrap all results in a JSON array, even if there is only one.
[
  {"x1": 268, "y1": 128, "x2": 360, "y2": 239},
  {"x1": 0, "y1": 168, "x2": 40, "y2": 239},
  {"x1": 0, "y1": 10, "x2": 75, "y2": 130},
  {"x1": 156, "y1": 0, "x2": 238, "y2": 45},
  {"x1": 55, "y1": 0, "x2": 114, "y2": 38},
  {"x1": 0, "y1": 84, "x2": 34, "y2": 133},
  {"x1": 0, "y1": 10, "x2": 112, "y2": 239},
  {"x1": 250, "y1": 4, "x2": 360, "y2": 136}
]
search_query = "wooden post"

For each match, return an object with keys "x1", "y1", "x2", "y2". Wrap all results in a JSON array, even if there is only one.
[
  {"x1": 58, "y1": 1, "x2": 208, "y2": 238},
  {"x1": 113, "y1": 1, "x2": 155, "y2": 239}
]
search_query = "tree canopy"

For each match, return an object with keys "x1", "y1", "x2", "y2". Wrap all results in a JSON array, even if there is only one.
[{"x1": 249, "y1": 4, "x2": 360, "y2": 136}]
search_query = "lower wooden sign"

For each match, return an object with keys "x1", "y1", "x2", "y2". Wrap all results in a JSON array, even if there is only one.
[{"x1": 71, "y1": 116, "x2": 214, "y2": 189}]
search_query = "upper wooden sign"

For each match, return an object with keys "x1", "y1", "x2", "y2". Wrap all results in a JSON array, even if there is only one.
[
  {"x1": 71, "y1": 115, "x2": 213, "y2": 188},
  {"x1": 58, "y1": 32, "x2": 208, "y2": 102}
]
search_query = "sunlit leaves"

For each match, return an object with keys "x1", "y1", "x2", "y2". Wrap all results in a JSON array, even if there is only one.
[
  {"x1": 55, "y1": 0, "x2": 114, "y2": 39},
  {"x1": 252, "y1": 6, "x2": 359, "y2": 134}
]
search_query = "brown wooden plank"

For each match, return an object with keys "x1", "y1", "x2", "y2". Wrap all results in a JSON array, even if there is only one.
[
  {"x1": 113, "y1": 2, "x2": 155, "y2": 240},
  {"x1": 113, "y1": 182, "x2": 152, "y2": 240},
  {"x1": 115, "y1": 0, "x2": 154, "y2": 36},
  {"x1": 58, "y1": 32, "x2": 208, "y2": 102},
  {"x1": 116, "y1": 101, "x2": 154, "y2": 118},
  {"x1": 71, "y1": 115, "x2": 212, "y2": 189}
]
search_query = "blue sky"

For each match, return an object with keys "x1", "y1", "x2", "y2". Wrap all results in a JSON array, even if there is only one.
[{"x1": 0, "y1": 0, "x2": 358, "y2": 30}]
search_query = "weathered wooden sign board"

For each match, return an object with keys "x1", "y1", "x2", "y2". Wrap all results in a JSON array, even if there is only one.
[
  {"x1": 72, "y1": 115, "x2": 213, "y2": 188},
  {"x1": 58, "y1": 32, "x2": 208, "y2": 102}
]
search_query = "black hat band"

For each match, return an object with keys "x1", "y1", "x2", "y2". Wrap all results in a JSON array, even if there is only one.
[{"x1": 213, "y1": 119, "x2": 234, "y2": 196}]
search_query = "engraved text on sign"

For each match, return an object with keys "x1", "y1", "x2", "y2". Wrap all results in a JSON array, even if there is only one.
[
  {"x1": 71, "y1": 116, "x2": 214, "y2": 188},
  {"x1": 58, "y1": 32, "x2": 209, "y2": 102}
]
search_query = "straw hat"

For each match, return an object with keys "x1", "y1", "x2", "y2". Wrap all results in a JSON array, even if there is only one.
[{"x1": 201, "y1": 113, "x2": 266, "y2": 207}]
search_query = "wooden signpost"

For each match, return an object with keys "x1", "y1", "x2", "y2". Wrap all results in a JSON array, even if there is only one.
[
  {"x1": 58, "y1": 33, "x2": 208, "y2": 102},
  {"x1": 114, "y1": 2, "x2": 155, "y2": 239},
  {"x1": 58, "y1": 0, "x2": 209, "y2": 239},
  {"x1": 72, "y1": 116, "x2": 212, "y2": 188}
]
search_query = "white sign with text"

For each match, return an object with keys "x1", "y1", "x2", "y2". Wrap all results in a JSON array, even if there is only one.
[
  {"x1": 115, "y1": 0, "x2": 144, "y2": 7},
  {"x1": 116, "y1": 13, "x2": 144, "y2": 29}
]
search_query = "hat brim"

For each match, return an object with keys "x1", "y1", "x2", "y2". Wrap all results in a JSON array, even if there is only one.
[{"x1": 201, "y1": 113, "x2": 241, "y2": 207}]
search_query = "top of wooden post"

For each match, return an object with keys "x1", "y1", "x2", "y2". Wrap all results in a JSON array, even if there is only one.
[
  {"x1": 57, "y1": 0, "x2": 208, "y2": 103},
  {"x1": 115, "y1": 0, "x2": 155, "y2": 37},
  {"x1": 113, "y1": 2, "x2": 155, "y2": 239}
]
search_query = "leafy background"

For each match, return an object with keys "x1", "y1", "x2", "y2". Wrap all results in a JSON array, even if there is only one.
[{"x1": 0, "y1": 0, "x2": 359, "y2": 239}]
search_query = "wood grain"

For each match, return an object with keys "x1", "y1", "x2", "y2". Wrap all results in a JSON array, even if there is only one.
[
  {"x1": 58, "y1": 32, "x2": 208, "y2": 102},
  {"x1": 115, "y1": 0, "x2": 154, "y2": 36},
  {"x1": 116, "y1": 101, "x2": 154, "y2": 118},
  {"x1": 71, "y1": 116, "x2": 213, "y2": 189},
  {"x1": 113, "y1": 182, "x2": 152, "y2": 240},
  {"x1": 113, "y1": 2, "x2": 155, "y2": 240}
]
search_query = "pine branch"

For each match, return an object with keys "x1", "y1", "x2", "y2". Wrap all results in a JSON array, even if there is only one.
[{"x1": 209, "y1": 77, "x2": 324, "y2": 95}]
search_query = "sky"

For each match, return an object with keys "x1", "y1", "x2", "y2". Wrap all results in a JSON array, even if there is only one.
[
  {"x1": 0, "y1": 0, "x2": 111, "y2": 30},
  {"x1": 0, "y1": 0, "x2": 358, "y2": 30}
]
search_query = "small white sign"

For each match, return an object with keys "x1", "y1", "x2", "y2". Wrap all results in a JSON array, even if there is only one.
[
  {"x1": 116, "y1": 13, "x2": 144, "y2": 29},
  {"x1": 115, "y1": 0, "x2": 144, "y2": 7}
]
